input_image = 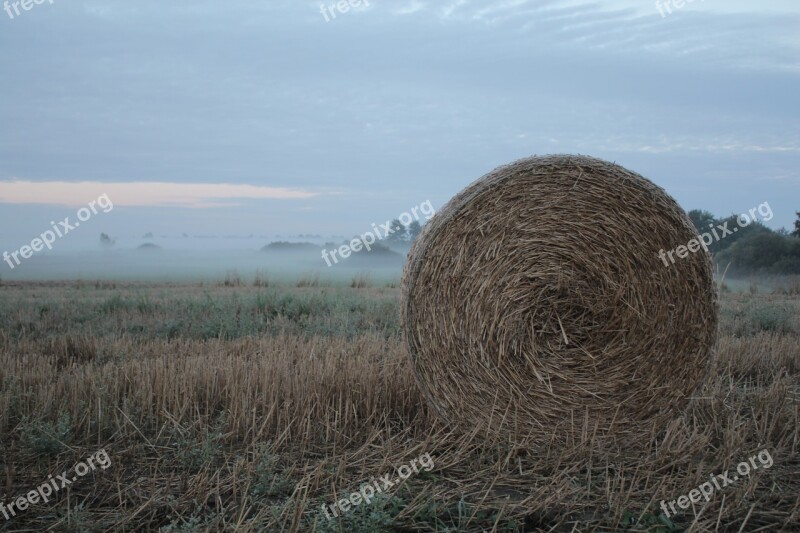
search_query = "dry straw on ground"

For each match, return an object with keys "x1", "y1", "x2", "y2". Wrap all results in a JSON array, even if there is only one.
[{"x1": 402, "y1": 154, "x2": 718, "y2": 445}]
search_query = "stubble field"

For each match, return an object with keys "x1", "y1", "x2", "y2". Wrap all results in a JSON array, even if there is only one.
[{"x1": 0, "y1": 279, "x2": 798, "y2": 532}]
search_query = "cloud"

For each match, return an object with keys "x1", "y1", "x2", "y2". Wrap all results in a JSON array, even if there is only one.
[
  {"x1": 392, "y1": 1, "x2": 426, "y2": 16},
  {"x1": 0, "y1": 0, "x2": 797, "y2": 235},
  {"x1": 418, "y1": 0, "x2": 800, "y2": 72},
  {"x1": 0, "y1": 180, "x2": 320, "y2": 208}
]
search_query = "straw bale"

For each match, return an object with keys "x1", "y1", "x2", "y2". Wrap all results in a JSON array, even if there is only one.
[{"x1": 401, "y1": 155, "x2": 717, "y2": 444}]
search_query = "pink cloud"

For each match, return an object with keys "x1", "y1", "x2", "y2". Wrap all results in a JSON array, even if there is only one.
[{"x1": 0, "y1": 180, "x2": 319, "y2": 208}]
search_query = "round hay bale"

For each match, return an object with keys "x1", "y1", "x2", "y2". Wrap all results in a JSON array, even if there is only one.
[{"x1": 401, "y1": 155, "x2": 717, "y2": 444}]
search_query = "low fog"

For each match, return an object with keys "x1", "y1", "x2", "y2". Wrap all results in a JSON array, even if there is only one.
[{"x1": 0, "y1": 238, "x2": 407, "y2": 283}]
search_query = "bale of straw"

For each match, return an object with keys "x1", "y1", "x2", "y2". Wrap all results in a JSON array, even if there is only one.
[{"x1": 401, "y1": 155, "x2": 717, "y2": 444}]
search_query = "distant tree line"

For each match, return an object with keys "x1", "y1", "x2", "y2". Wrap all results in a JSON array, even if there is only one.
[
  {"x1": 385, "y1": 220, "x2": 422, "y2": 244},
  {"x1": 688, "y1": 209, "x2": 800, "y2": 274}
]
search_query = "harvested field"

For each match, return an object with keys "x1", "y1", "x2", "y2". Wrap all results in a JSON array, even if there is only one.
[{"x1": 0, "y1": 281, "x2": 798, "y2": 531}]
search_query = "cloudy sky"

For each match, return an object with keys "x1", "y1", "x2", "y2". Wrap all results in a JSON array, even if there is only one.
[{"x1": 1, "y1": 0, "x2": 798, "y2": 250}]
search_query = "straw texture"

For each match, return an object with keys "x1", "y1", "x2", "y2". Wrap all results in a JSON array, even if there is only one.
[{"x1": 401, "y1": 155, "x2": 718, "y2": 444}]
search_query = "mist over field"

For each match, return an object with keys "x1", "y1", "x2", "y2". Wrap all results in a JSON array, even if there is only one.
[
  {"x1": 1, "y1": 1, "x2": 799, "y2": 531},
  {"x1": 0, "y1": 246, "x2": 405, "y2": 283}
]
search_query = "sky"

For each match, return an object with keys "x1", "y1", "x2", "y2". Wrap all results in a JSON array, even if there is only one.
[{"x1": 1, "y1": 0, "x2": 798, "y2": 252}]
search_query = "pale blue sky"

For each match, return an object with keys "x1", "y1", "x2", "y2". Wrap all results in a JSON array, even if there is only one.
[{"x1": 1, "y1": 0, "x2": 798, "y2": 250}]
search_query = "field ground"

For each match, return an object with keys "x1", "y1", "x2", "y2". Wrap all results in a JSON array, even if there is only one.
[{"x1": 0, "y1": 278, "x2": 798, "y2": 532}]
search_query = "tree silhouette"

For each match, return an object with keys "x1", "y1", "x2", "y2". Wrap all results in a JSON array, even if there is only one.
[
  {"x1": 408, "y1": 221, "x2": 422, "y2": 241},
  {"x1": 387, "y1": 219, "x2": 407, "y2": 243},
  {"x1": 688, "y1": 209, "x2": 716, "y2": 234},
  {"x1": 100, "y1": 233, "x2": 115, "y2": 248}
]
